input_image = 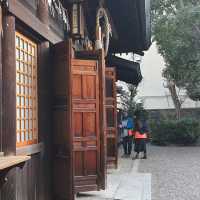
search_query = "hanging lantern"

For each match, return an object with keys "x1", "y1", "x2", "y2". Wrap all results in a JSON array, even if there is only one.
[{"x1": 71, "y1": 2, "x2": 84, "y2": 38}]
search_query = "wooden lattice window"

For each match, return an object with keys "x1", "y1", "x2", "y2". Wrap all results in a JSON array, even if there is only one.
[{"x1": 16, "y1": 32, "x2": 38, "y2": 147}]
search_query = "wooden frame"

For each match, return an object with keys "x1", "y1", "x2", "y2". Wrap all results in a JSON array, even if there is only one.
[
  {"x1": 105, "y1": 67, "x2": 118, "y2": 168},
  {"x1": 15, "y1": 32, "x2": 38, "y2": 147}
]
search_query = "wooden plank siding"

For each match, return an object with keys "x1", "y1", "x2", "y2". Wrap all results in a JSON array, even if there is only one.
[{"x1": 16, "y1": 156, "x2": 40, "y2": 200}]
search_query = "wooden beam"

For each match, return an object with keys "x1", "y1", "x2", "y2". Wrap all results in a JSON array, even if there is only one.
[
  {"x1": 37, "y1": 0, "x2": 49, "y2": 25},
  {"x1": 16, "y1": 143, "x2": 44, "y2": 156},
  {"x1": 8, "y1": 0, "x2": 64, "y2": 44},
  {"x1": 0, "y1": 156, "x2": 30, "y2": 171},
  {"x1": 2, "y1": 11, "x2": 16, "y2": 156}
]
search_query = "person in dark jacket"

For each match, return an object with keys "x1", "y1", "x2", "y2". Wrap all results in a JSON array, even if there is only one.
[
  {"x1": 121, "y1": 112, "x2": 134, "y2": 157},
  {"x1": 133, "y1": 120, "x2": 148, "y2": 159}
]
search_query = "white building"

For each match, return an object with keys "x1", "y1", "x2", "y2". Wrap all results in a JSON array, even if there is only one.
[{"x1": 137, "y1": 43, "x2": 200, "y2": 110}]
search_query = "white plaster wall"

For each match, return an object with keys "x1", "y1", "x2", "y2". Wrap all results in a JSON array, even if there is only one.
[
  {"x1": 137, "y1": 43, "x2": 200, "y2": 110},
  {"x1": 140, "y1": 96, "x2": 200, "y2": 110}
]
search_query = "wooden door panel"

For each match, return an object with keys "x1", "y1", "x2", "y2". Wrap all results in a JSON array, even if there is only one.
[
  {"x1": 107, "y1": 138, "x2": 116, "y2": 156},
  {"x1": 106, "y1": 108, "x2": 115, "y2": 128},
  {"x1": 74, "y1": 151, "x2": 84, "y2": 176},
  {"x1": 75, "y1": 50, "x2": 106, "y2": 190},
  {"x1": 106, "y1": 77, "x2": 114, "y2": 97},
  {"x1": 53, "y1": 40, "x2": 74, "y2": 200},
  {"x1": 72, "y1": 75, "x2": 82, "y2": 98},
  {"x1": 73, "y1": 112, "x2": 83, "y2": 137},
  {"x1": 83, "y1": 112, "x2": 96, "y2": 137},
  {"x1": 85, "y1": 151, "x2": 97, "y2": 175},
  {"x1": 82, "y1": 75, "x2": 96, "y2": 99},
  {"x1": 105, "y1": 68, "x2": 118, "y2": 168},
  {"x1": 72, "y1": 59, "x2": 100, "y2": 193}
]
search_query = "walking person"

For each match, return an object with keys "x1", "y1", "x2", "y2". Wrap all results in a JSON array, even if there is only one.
[
  {"x1": 121, "y1": 112, "x2": 134, "y2": 157},
  {"x1": 133, "y1": 120, "x2": 148, "y2": 159}
]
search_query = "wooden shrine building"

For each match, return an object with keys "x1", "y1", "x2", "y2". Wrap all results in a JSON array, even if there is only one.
[{"x1": 0, "y1": 0, "x2": 151, "y2": 200}]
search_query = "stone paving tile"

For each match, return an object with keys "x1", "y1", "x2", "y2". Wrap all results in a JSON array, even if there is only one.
[
  {"x1": 114, "y1": 173, "x2": 151, "y2": 200},
  {"x1": 139, "y1": 145, "x2": 200, "y2": 200},
  {"x1": 76, "y1": 150, "x2": 151, "y2": 200}
]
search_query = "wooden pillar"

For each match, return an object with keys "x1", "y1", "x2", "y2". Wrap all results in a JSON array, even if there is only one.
[
  {"x1": 98, "y1": 49, "x2": 106, "y2": 190},
  {"x1": 0, "y1": 9, "x2": 17, "y2": 200},
  {"x1": 0, "y1": 5, "x2": 3, "y2": 155},
  {"x1": 37, "y1": 0, "x2": 49, "y2": 25},
  {"x1": 37, "y1": 41, "x2": 53, "y2": 200},
  {"x1": 2, "y1": 11, "x2": 16, "y2": 155}
]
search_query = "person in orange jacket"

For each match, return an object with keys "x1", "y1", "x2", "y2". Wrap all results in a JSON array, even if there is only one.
[{"x1": 132, "y1": 120, "x2": 148, "y2": 159}]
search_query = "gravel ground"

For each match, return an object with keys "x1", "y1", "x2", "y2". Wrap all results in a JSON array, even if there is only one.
[{"x1": 139, "y1": 145, "x2": 200, "y2": 200}]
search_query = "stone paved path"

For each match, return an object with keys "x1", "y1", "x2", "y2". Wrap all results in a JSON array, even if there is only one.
[
  {"x1": 139, "y1": 145, "x2": 200, "y2": 200},
  {"x1": 76, "y1": 145, "x2": 200, "y2": 200},
  {"x1": 76, "y1": 150, "x2": 151, "y2": 200}
]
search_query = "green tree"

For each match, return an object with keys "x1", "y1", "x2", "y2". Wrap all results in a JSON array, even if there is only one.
[
  {"x1": 152, "y1": 0, "x2": 200, "y2": 118},
  {"x1": 117, "y1": 84, "x2": 137, "y2": 117},
  {"x1": 117, "y1": 84, "x2": 148, "y2": 120}
]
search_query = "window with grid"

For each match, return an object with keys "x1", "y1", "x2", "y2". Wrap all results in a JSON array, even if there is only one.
[{"x1": 16, "y1": 32, "x2": 38, "y2": 147}]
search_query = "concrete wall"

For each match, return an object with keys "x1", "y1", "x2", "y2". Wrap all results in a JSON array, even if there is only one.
[{"x1": 141, "y1": 95, "x2": 200, "y2": 110}]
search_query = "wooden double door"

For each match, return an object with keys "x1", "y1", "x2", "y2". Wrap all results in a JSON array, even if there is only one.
[
  {"x1": 105, "y1": 68, "x2": 118, "y2": 168},
  {"x1": 53, "y1": 40, "x2": 106, "y2": 200}
]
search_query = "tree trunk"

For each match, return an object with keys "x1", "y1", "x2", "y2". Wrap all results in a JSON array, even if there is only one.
[{"x1": 168, "y1": 82, "x2": 181, "y2": 120}]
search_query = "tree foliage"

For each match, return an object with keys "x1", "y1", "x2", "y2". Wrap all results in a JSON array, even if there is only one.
[
  {"x1": 152, "y1": 0, "x2": 200, "y2": 100},
  {"x1": 117, "y1": 84, "x2": 148, "y2": 120},
  {"x1": 117, "y1": 84, "x2": 137, "y2": 117}
]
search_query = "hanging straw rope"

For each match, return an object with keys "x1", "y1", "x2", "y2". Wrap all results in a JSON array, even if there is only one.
[{"x1": 95, "y1": 7, "x2": 112, "y2": 56}]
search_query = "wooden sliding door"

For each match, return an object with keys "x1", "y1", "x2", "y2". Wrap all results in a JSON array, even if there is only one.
[{"x1": 105, "y1": 68, "x2": 118, "y2": 168}]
